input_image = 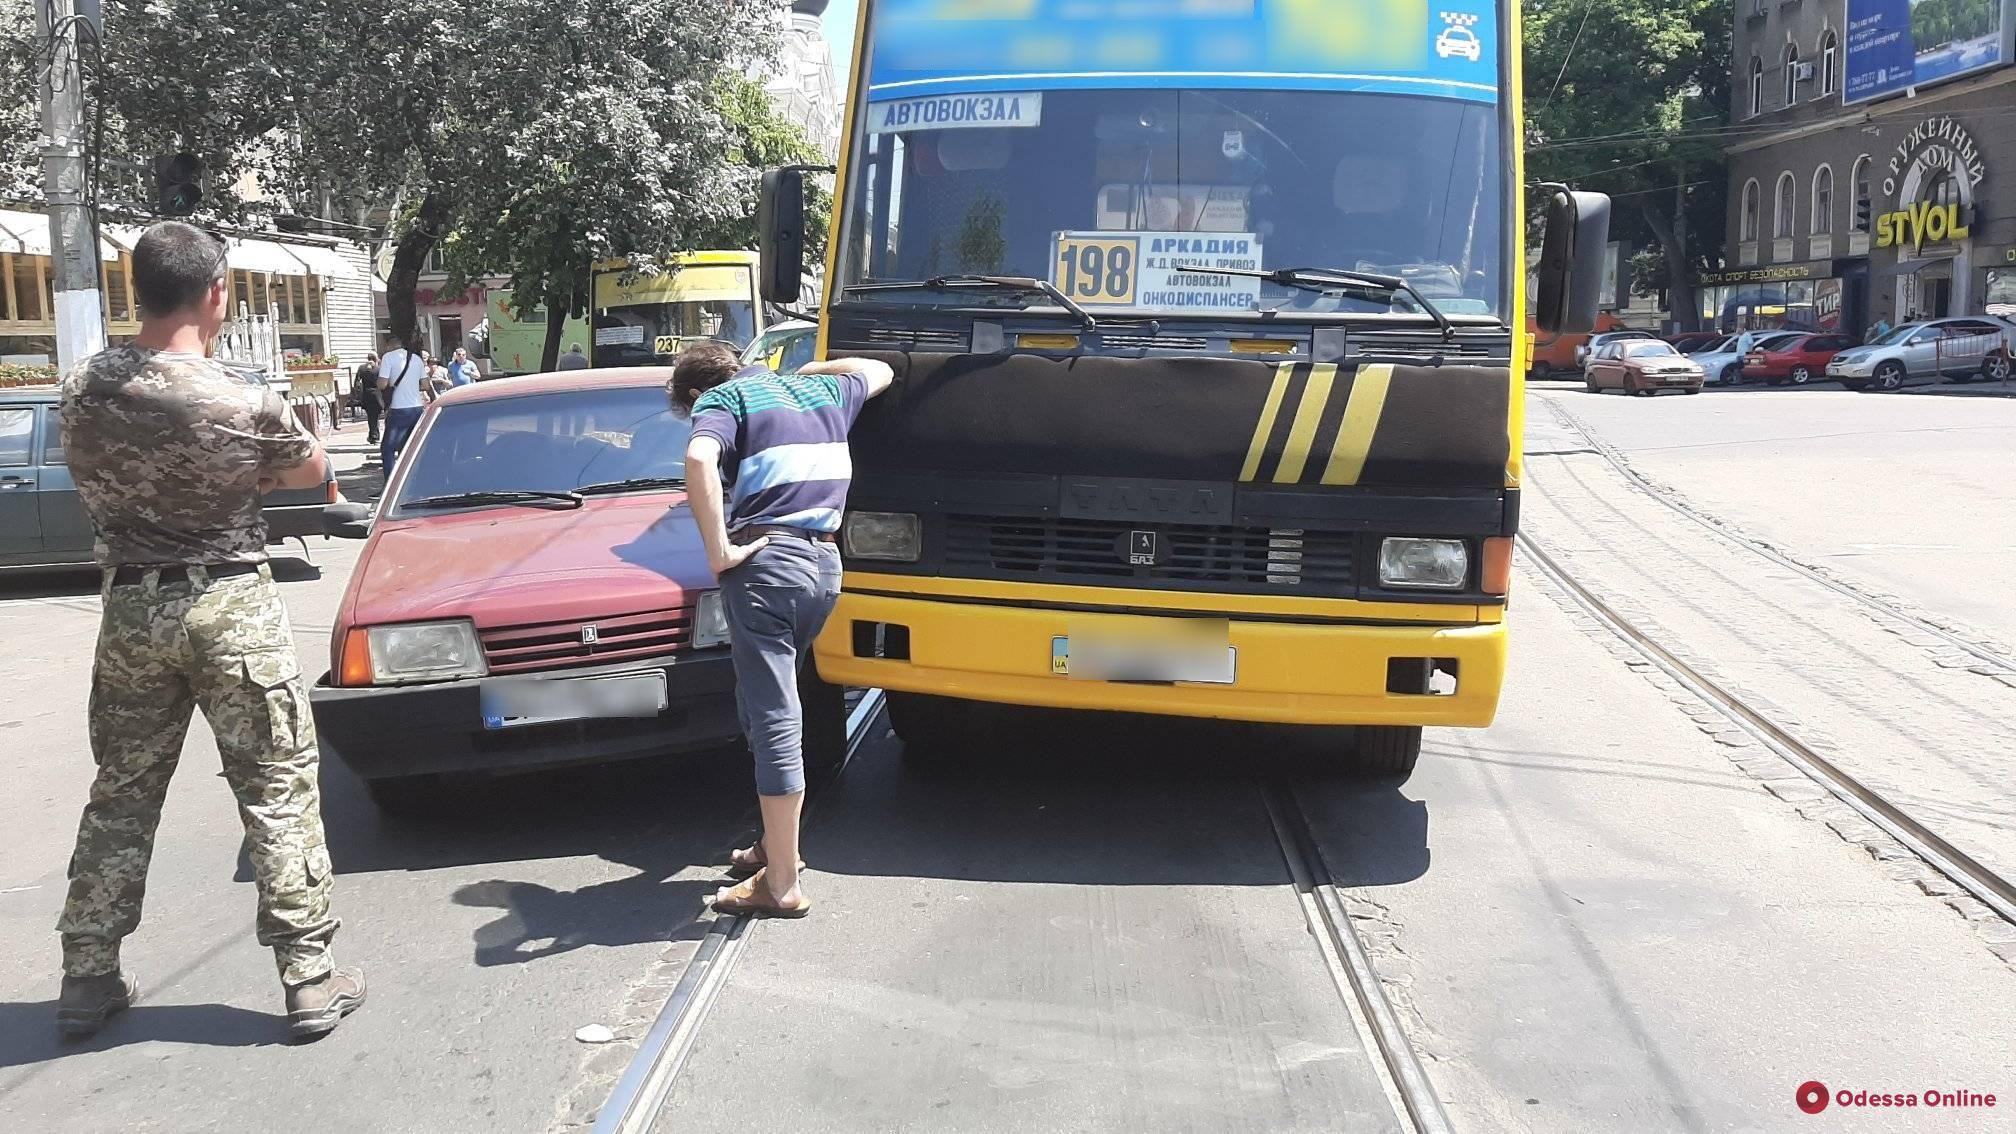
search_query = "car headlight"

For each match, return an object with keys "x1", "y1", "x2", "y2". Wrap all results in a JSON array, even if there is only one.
[
  {"x1": 693, "y1": 590, "x2": 730, "y2": 649},
  {"x1": 1378, "y1": 538, "x2": 1469, "y2": 590},
  {"x1": 365, "y1": 620, "x2": 487, "y2": 684},
  {"x1": 842, "y1": 511, "x2": 921, "y2": 562}
]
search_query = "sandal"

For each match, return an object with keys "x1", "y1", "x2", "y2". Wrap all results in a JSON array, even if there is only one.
[
  {"x1": 711, "y1": 869, "x2": 811, "y2": 919},
  {"x1": 727, "y1": 845, "x2": 805, "y2": 877}
]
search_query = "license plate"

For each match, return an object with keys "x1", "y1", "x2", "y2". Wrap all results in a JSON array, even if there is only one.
[
  {"x1": 480, "y1": 670, "x2": 668, "y2": 729},
  {"x1": 1051, "y1": 635, "x2": 1236, "y2": 684}
]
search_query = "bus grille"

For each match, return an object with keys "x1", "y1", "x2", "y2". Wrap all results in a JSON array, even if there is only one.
[
  {"x1": 479, "y1": 607, "x2": 693, "y2": 674},
  {"x1": 940, "y1": 516, "x2": 1355, "y2": 595}
]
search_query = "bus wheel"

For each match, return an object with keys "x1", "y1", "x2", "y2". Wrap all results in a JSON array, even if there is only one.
[
  {"x1": 887, "y1": 692, "x2": 968, "y2": 768},
  {"x1": 1348, "y1": 726, "x2": 1422, "y2": 781}
]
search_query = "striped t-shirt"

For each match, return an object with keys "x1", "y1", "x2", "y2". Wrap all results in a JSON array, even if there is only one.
[{"x1": 689, "y1": 365, "x2": 870, "y2": 533}]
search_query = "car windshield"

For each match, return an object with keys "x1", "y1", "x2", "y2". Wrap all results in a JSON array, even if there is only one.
[
  {"x1": 389, "y1": 386, "x2": 691, "y2": 517},
  {"x1": 1623, "y1": 342, "x2": 1678, "y2": 358},
  {"x1": 1693, "y1": 337, "x2": 1733, "y2": 353},
  {"x1": 838, "y1": 88, "x2": 1506, "y2": 321},
  {"x1": 1871, "y1": 324, "x2": 1923, "y2": 346}
]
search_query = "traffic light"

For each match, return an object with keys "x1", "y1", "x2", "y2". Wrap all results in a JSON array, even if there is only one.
[
  {"x1": 153, "y1": 153, "x2": 205, "y2": 216},
  {"x1": 1854, "y1": 195, "x2": 1871, "y2": 231}
]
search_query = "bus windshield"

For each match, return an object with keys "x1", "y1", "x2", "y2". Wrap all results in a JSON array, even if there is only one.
[{"x1": 837, "y1": 88, "x2": 1505, "y2": 320}]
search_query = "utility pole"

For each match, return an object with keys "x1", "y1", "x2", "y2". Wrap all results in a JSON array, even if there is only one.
[{"x1": 36, "y1": 0, "x2": 106, "y2": 369}]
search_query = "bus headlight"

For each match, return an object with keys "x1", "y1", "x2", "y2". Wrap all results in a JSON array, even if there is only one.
[
  {"x1": 843, "y1": 512, "x2": 921, "y2": 562},
  {"x1": 366, "y1": 620, "x2": 488, "y2": 684},
  {"x1": 1378, "y1": 538, "x2": 1469, "y2": 590},
  {"x1": 693, "y1": 590, "x2": 730, "y2": 649}
]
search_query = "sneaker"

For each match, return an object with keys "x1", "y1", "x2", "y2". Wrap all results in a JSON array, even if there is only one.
[
  {"x1": 57, "y1": 972, "x2": 139, "y2": 1039},
  {"x1": 285, "y1": 966, "x2": 366, "y2": 1042}
]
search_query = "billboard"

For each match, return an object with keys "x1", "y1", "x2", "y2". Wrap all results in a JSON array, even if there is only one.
[
  {"x1": 1844, "y1": 0, "x2": 2011, "y2": 105},
  {"x1": 866, "y1": 0, "x2": 1501, "y2": 106}
]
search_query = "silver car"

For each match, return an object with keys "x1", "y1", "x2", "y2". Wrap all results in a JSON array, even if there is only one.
[{"x1": 1826, "y1": 317, "x2": 2016, "y2": 391}]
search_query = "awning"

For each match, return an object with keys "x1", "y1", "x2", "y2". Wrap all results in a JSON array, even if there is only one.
[
  {"x1": 224, "y1": 236, "x2": 309, "y2": 275},
  {"x1": 1880, "y1": 256, "x2": 1954, "y2": 277},
  {"x1": 0, "y1": 209, "x2": 121, "y2": 261},
  {"x1": 284, "y1": 243, "x2": 356, "y2": 280}
]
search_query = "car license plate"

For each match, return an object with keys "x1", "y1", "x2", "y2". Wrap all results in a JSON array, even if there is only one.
[
  {"x1": 480, "y1": 670, "x2": 668, "y2": 729},
  {"x1": 1050, "y1": 634, "x2": 1236, "y2": 684}
]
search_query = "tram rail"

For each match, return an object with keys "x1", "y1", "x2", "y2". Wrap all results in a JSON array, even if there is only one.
[{"x1": 1518, "y1": 532, "x2": 2016, "y2": 928}]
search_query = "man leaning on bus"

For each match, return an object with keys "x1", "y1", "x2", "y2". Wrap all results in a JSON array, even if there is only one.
[{"x1": 672, "y1": 341, "x2": 895, "y2": 917}]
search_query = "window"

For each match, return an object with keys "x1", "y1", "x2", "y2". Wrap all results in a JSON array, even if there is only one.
[
  {"x1": 1926, "y1": 171, "x2": 1959, "y2": 212},
  {"x1": 1740, "y1": 179, "x2": 1761, "y2": 241},
  {"x1": 0, "y1": 408, "x2": 33, "y2": 466},
  {"x1": 1774, "y1": 173, "x2": 1797, "y2": 239},
  {"x1": 39, "y1": 407, "x2": 64, "y2": 465},
  {"x1": 1811, "y1": 165, "x2": 1834, "y2": 234},
  {"x1": 1850, "y1": 156, "x2": 1872, "y2": 230},
  {"x1": 1820, "y1": 31, "x2": 1839, "y2": 96},
  {"x1": 9, "y1": 255, "x2": 45, "y2": 321},
  {"x1": 1783, "y1": 45, "x2": 1801, "y2": 106},
  {"x1": 1749, "y1": 57, "x2": 1764, "y2": 117}
]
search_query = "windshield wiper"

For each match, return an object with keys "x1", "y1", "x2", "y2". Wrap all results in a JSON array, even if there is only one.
[
  {"x1": 1174, "y1": 263, "x2": 1457, "y2": 340},
  {"x1": 576, "y1": 476, "x2": 686, "y2": 496},
  {"x1": 402, "y1": 489, "x2": 584, "y2": 512},
  {"x1": 843, "y1": 274, "x2": 1100, "y2": 331}
]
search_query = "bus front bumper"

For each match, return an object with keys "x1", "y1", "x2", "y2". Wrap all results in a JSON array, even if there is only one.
[{"x1": 814, "y1": 592, "x2": 1504, "y2": 727}]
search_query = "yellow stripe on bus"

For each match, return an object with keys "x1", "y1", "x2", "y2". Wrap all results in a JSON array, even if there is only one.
[
  {"x1": 1273, "y1": 363, "x2": 1338, "y2": 483},
  {"x1": 1321, "y1": 363, "x2": 1394, "y2": 486},
  {"x1": 1238, "y1": 361, "x2": 1296, "y2": 482}
]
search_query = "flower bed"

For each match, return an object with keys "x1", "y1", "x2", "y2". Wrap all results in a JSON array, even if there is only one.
[{"x1": 0, "y1": 362, "x2": 60, "y2": 388}]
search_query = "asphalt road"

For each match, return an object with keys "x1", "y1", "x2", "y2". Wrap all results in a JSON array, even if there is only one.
[
  {"x1": 1530, "y1": 377, "x2": 2016, "y2": 648},
  {"x1": 4, "y1": 406, "x2": 2015, "y2": 1132}
]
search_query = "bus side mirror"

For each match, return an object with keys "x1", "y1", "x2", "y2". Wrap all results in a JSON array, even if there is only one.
[
  {"x1": 1534, "y1": 189, "x2": 1611, "y2": 335},
  {"x1": 759, "y1": 167, "x2": 806, "y2": 306}
]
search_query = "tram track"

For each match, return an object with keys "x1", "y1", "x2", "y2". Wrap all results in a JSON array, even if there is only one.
[
  {"x1": 1536, "y1": 395, "x2": 2016, "y2": 678},
  {"x1": 1517, "y1": 530, "x2": 2016, "y2": 928}
]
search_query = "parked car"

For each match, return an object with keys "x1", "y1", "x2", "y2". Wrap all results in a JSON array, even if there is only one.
[
  {"x1": 1741, "y1": 332, "x2": 1860, "y2": 386},
  {"x1": 1684, "y1": 336, "x2": 1748, "y2": 386},
  {"x1": 1826, "y1": 317, "x2": 2016, "y2": 391},
  {"x1": 311, "y1": 368, "x2": 759, "y2": 812},
  {"x1": 739, "y1": 319, "x2": 817, "y2": 376},
  {"x1": 1665, "y1": 331, "x2": 1723, "y2": 354},
  {"x1": 1527, "y1": 311, "x2": 1631, "y2": 379},
  {"x1": 1, "y1": 382, "x2": 341, "y2": 570},
  {"x1": 1585, "y1": 339, "x2": 1705, "y2": 396},
  {"x1": 1576, "y1": 330, "x2": 1658, "y2": 375}
]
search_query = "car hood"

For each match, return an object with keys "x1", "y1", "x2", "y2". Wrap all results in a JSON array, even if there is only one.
[
  {"x1": 346, "y1": 493, "x2": 713, "y2": 630},
  {"x1": 1830, "y1": 346, "x2": 1882, "y2": 363}
]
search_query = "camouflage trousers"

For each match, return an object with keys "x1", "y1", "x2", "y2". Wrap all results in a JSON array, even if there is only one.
[{"x1": 58, "y1": 563, "x2": 339, "y2": 988}]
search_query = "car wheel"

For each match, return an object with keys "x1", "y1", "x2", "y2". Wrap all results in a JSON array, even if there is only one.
[
  {"x1": 363, "y1": 773, "x2": 447, "y2": 818},
  {"x1": 1986, "y1": 353, "x2": 2014, "y2": 383},
  {"x1": 1347, "y1": 725, "x2": 1423, "y2": 782},
  {"x1": 1790, "y1": 365, "x2": 1813, "y2": 385},
  {"x1": 1876, "y1": 362, "x2": 1906, "y2": 391},
  {"x1": 1531, "y1": 361, "x2": 1553, "y2": 380},
  {"x1": 1630, "y1": 382, "x2": 1653, "y2": 396},
  {"x1": 887, "y1": 692, "x2": 970, "y2": 771},
  {"x1": 1720, "y1": 364, "x2": 1740, "y2": 385},
  {"x1": 1585, "y1": 376, "x2": 1602, "y2": 393}
]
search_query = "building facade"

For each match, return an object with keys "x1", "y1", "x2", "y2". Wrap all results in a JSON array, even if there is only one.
[{"x1": 1720, "y1": 0, "x2": 2016, "y2": 337}]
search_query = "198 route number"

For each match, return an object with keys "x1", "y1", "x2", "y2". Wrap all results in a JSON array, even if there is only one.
[{"x1": 1052, "y1": 235, "x2": 1138, "y2": 305}]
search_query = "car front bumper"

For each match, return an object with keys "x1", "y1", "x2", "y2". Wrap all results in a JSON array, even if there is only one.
[{"x1": 312, "y1": 649, "x2": 741, "y2": 779}]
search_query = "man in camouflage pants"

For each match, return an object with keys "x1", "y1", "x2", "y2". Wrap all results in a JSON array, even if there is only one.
[{"x1": 55, "y1": 221, "x2": 365, "y2": 1042}]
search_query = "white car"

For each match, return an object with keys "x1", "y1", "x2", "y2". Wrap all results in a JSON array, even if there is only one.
[{"x1": 1435, "y1": 26, "x2": 1482, "y2": 62}]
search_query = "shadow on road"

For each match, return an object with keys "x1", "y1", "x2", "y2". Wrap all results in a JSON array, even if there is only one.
[{"x1": 0, "y1": 1000, "x2": 281, "y2": 1070}]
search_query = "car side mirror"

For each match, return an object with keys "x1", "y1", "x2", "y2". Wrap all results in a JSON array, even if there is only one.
[
  {"x1": 1534, "y1": 187, "x2": 1612, "y2": 335},
  {"x1": 759, "y1": 167, "x2": 807, "y2": 306},
  {"x1": 323, "y1": 501, "x2": 372, "y2": 540}
]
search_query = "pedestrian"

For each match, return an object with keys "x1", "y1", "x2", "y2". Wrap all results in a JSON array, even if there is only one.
[
  {"x1": 557, "y1": 343, "x2": 591, "y2": 371},
  {"x1": 53, "y1": 221, "x2": 364, "y2": 1042},
  {"x1": 671, "y1": 341, "x2": 895, "y2": 918},
  {"x1": 351, "y1": 352, "x2": 383, "y2": 444},
  {"x1": 376, "y1": 336, "x2": 431, "y2": 472},
  {"x1": 447, "y1": 346, "x2": 479, "y2": 387}
]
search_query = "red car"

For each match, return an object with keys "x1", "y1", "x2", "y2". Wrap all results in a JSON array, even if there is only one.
[
  {"x1": 1741, "y1": 332, "x2": 1858, "y2": 386},
  {"x1": 311, "y1": 368, "x2": 742, "y2": 812}
]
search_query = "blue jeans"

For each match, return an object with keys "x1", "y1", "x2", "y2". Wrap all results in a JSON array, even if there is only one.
[
  {"x1": 720, "y1": 536, "x2": 842, "y2": 796},
  {"x1": 380, "y1": 407, "x2": 424, "y2": 472}
]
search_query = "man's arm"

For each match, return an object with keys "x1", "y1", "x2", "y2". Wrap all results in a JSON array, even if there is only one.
[
  {"x1": 799, "y1": 356, "x2": 896, "y2": 399},
  {"x1": 264, "y1": 443, "x2": 330, "y2": 492},
  {"x1": 684, "y1": 435, "x2": 766, "y2": 577},
  {"x1": 252, "y1": 390, "x2": 331, "y2": 492}
]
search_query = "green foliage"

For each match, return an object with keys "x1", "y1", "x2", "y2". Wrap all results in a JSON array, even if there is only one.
[
  {"x1": 1524, "y1": 0, "x2": 1732, "y2": 322},
  {"x1": 0, "y1": 361, "x2": 60, "y2": 387},
  {"x1": 1911, "y1": 0, "x2": 1999, "y2": 47}
]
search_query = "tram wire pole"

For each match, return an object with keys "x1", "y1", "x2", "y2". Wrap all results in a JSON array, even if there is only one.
[{"x1": 36, "y1": 0, "x2": 108, "y2": 370}]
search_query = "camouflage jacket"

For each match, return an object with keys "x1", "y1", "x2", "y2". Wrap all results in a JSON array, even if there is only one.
[{"x1": 59, "y1": 347, "x2": 316, "y2": 566}]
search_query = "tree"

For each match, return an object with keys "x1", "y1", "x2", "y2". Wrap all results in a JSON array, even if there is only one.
[{"x1": 1525, "y1": 0, "x2": 1732, "y2": 329}]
